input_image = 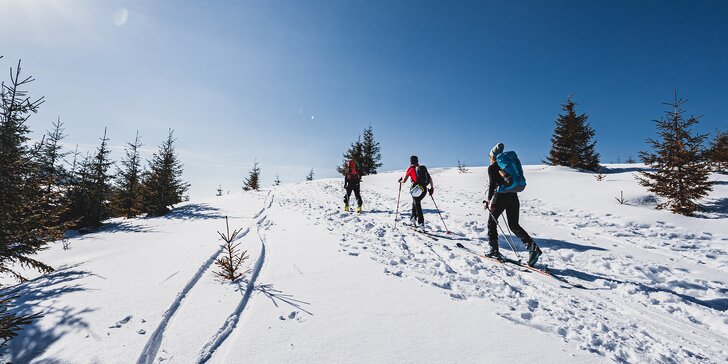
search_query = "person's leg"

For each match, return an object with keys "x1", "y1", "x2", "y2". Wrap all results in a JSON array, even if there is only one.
[
  {"x1": 411, "y1": 195, "x2": 417, "y2": 221},
  {"x1": 354, "y1": 186, "x2": 362, "y2": 207},
  {"x1": 415, "y1": 190, "x2": 427, "y2": 224},
  {"x1": 344, "y1": 187, "x2": 352, "y2": 206},
  {"x1": 504, "y1": 196, "x2": 533, "y2": 246},
  {"x1": 504, "y1": 195, "x2": 541, "y2": 265},
  {"x1": 487, "y1": 194, "x2": 507, "y2": 255}
]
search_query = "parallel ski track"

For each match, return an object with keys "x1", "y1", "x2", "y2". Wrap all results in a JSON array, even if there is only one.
[
  {"x1": 197, "y1": 225, "x2": 267, "y2": 363},
  {"x1": 137, "y1": 192, "x2": 272, "y2": 364}
]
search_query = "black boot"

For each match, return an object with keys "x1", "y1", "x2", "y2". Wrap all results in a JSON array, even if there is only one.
[
  {"x1": 526, "y1": 240, "x2": 542, "y2": 267},
  {"x1": 485, "y1": 241, "x2": 502, "y2": 259}
]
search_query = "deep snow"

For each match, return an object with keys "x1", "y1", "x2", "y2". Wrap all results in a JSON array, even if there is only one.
[{"x1": 3, "y1": 165, "x2": 727, "y2": 363}]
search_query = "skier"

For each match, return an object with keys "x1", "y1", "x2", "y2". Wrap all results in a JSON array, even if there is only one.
[
  {"x1": 485, "y1": 143, "x2": 542, "y2": 266},
  {"x1": 343, "y1": 159, "x2": 363, "y2": 212},
  {"x1": 399, "y1": 155, "x2": 433, "y2": 227}
]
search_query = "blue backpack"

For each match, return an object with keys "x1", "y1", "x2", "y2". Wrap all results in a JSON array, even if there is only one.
[{"x1": 496, "y1": 151, "x2": 526, "y2": 193}]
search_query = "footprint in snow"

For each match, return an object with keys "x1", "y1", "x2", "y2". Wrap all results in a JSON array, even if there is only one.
[{"x1": 109, "y1": 315, "x2": 132, "y2": 328}]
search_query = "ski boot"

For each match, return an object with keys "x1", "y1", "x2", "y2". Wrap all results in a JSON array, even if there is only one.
[
  {"x1": 526, "y1": 240, "x2": 542, "y2": 267},
  {"x1": 485, "y1": 242, "x2": 503, "y2": 260},
  {"x1": 356, "y1": 205, "x2": 362, "y2": 213},
  {"x1": 343, "y1": 204, "x2": 350, "y2": 212}
]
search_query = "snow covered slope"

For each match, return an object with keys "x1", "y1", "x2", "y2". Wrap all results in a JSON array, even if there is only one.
[{"x1": 3, "y1": 165, "x2": 727, "y2": 363}]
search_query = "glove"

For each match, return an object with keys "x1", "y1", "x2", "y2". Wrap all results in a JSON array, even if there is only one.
[
  {"x1": 429, "y1": 187, "x2": 434, "y2": 195},
  {"x1": 484, "y1": 199, "x2": 491, "y2": 210},
  {"x1": 398, "y1": 177, "x2": 403, "y2": 183}
]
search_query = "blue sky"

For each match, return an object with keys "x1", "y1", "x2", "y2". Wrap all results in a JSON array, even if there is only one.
[{"x1": 2, "y1": 0, "x2": 727, "y2": 197}]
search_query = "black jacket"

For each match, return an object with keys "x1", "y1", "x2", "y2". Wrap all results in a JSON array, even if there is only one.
[{"x1": 487, "y1": 163, "x2": 507, "y2": 200}]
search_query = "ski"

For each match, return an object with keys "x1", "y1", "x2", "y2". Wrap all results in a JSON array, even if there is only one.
[
  {"x1": 455, "y1": 243, "x2": 586, "y2": 289},
  {"x1": 402, "y1": 223, "x2": 439, "y2": 241},
  {"x1": 455, "y1": 242, "x2": 508, "y2": 266}
]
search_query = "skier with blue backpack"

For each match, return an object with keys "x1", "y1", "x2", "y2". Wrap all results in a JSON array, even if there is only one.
[
  {"x1": 399, "y1": 155, "x2": 433, "y2": 228},
  {"x1": 485, "y1": 143, "x2": 542, "y2": 266}
]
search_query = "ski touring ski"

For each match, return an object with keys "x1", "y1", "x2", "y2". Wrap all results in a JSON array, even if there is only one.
[
  {"x1": 455, "y1": 243, "x2": 586, "y2": 289},
  {"x1": 402, "y1": 223, "x2": 439, "y2": 241}
]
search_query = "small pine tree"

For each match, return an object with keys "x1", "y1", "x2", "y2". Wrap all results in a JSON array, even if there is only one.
[
  {"x1": 360, "y1": 125, "x2": 382, "y2": 175},
  {"x1": 0, "y1": 59, "x2": 65, "y2": 281},
  {"x1": 273, "y1": 174, "x2": 281, "y2": 186},
  {"x1": 113, "y1": 131, "x2": 143, "y2": 218},
  {"x1": 306, "y1": 168, "x2": 314, "y2": 181},
  {"x1": 457, "y1": 158, "x2": 468, "y2": 173},
  {"x1": 626, "y1": 155, "x2": 636, "y2": 164},
  {"x1": 337, "y1": 136, "x2": 363, "y2": 175},
  {"x1": 707, "y1": 130, "x2": 728, "y2": 173},
  {"x1": 545, "y1": 96, "x2": 601, "y2": 171},
  {"x1": 243, "y1": 160, "x2": 261, "y2": 191},
  {"x1": 141, "y1": 129, "x2": 189, "y2": 216},
  {"x1": 213, "y1": 216, "x2": 250, "y2": 282},
  {"x1": 638, "y1": 92, "x2": 713, "y2": 215},
  {"x1": 216, "y1": 183, "x2": 223, "y2": 196}
]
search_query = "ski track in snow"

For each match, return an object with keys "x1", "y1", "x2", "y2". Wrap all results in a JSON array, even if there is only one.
[
  {"x1": 274, "y1": 178, "x2": 728, "y2": 363},
  {"x1": 197, "y1": 225, "x2": 267, "y2": 363},
  {"x1": 137, "y1": 193, "x2": 273, "y2": 364}
]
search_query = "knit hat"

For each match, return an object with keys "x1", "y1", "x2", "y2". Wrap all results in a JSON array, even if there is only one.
[
  {"x1": 489, "y1": 143, "x2": 504, "y2": 158},
  {"x1": 410, "y1": 155, "x2": 419, "y2": 165}
]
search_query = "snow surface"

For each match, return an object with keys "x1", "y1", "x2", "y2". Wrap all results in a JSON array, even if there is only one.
[{"x1": 3, "y1": 165, "x2": 727, "y2": 363}]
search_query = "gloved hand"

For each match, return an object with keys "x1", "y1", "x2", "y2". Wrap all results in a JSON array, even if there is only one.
[
  {"x1": 398, "y1": 177, "x2": 403, "y2": 183},
  {"x1": 484, "y1": 199, "x2": 491, "y2": 210},
  {"x1": 429, "y1": 187, "x2": 434, "y2": 195}
]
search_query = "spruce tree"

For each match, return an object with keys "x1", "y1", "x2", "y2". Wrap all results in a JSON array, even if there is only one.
[
  {"x1": 707, "y1": 130, "x2": 727, "y2": 173},
  {"x1": 545, "y1": 97, "x2": 601, "y2": 171},
  {"x1": 338, "y1": 137, "x2": 363, "y2": 175},
  {"x1": 36, "y1": 117, "x2": 69, "y2": 190},
  {"x1": 142, "y1": 129, "x2": 189, "y2": 216},
  {"x1": 243, "y1": 161, "x2": 261, "y2": 191},
  {"x1": 273, "y1": 174, "x2": 281, "y2": 186},
  {"x1": 113, "y1": 131, "x2": 143, "y2": 218},
  {"x1": 0, "y1": 59, "x2": 65, "y2": 282},
  {"x1": 360, "y1": 125, "x2": 382, "y2": 175},
  {"x1": 69, "y1": 129, "x2": 114, "y2": 227},
  {"x1": 638, "y1": 92, "x2": 713, "y2": 215},
  {"x1": 306, "y1": 169, "x2": 314, "y2": 181}
]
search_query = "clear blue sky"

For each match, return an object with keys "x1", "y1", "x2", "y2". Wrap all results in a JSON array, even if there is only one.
[{"x1": 2, "y1": 0, "x2": 727, "y2": 197}]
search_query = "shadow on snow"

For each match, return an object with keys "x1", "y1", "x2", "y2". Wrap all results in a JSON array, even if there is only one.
[
  {"x1": 162, "y1": 203, "x2": 224, "y2": 221},
  {"x1": 2, "y1": 264, "x2": 96, "y2": 363},
  {"x1": 550, "y1": 268, "x2": 728, "y2": 311}
]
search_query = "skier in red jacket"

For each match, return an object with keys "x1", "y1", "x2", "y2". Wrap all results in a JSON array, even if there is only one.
[{"x1": 399, "y1": 155, "x2": 433, "y2": 227}]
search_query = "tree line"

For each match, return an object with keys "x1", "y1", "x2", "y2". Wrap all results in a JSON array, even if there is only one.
[
  {"x1": 0, "y1": 58, "x2": 190, "y2": 342},
  {"x1": 545, "y1": 93, "x2": 726, "y2": 216}
]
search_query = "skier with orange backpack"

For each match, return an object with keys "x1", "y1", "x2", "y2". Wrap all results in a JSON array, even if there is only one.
[{"x1": 343, "y1": 159, "x2": 363, "y2": 212}]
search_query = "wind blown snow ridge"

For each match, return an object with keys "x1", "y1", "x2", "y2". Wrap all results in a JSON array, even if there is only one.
[
  {"x1": 197, "y1": 226, "x2": 267, "y2": 363},
  {"x1": 136, "y1": 225, "x2": 252, "y2": 364}
]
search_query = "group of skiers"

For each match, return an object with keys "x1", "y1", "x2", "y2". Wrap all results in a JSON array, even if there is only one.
[{"x1": 341, "y1": 143, "x2": 543, "y2": 267}]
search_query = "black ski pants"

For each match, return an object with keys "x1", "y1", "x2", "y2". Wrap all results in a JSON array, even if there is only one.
[
  {"x1": 411, "y1": 188, "x2": 427, "y2": 224},
  {"x1": 344, "y1": 185, "x2": 362, "y2": 207},
  {"x1": 487, "y1": 192, "x2": 533, "y2": 248}
]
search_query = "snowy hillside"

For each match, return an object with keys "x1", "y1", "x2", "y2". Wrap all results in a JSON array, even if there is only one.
[{"x1": 3, "y1": 165, "x2": 727, "y2": 363}]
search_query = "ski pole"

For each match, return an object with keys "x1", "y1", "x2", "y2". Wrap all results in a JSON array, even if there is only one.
[
  {"x1": 484, "y1": 203, "x2": 523, "y2": 261},
  {"x1": 394, "y1": 182, "x2": 402, "y2": 228},
  {"x1": 430, "y1": 193, "x2": 450, "y2": 234}
]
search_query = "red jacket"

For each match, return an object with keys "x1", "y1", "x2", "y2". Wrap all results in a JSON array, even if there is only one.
[{"x1": 405, "y1": 165, "x2": 418, "y2": 183}]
